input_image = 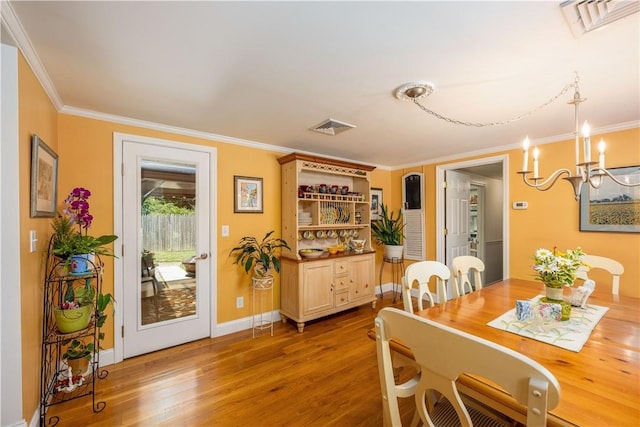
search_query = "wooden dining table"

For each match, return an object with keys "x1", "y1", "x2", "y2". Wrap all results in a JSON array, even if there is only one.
[{"x1": 370, "y1": 278, "x2": 640, "y2": 426}]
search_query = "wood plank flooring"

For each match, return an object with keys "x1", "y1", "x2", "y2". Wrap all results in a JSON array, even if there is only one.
[{"x1": 46, "y1": 293, "x2": 414, "y2": 426}]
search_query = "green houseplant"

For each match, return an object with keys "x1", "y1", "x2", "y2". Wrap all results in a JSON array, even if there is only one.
[
  {"x1": 51, "y1": 187, "x2": 117, "y2": 332},
  {"x1": 371, "y1": 203, "x2": 405, "y2": 259},
  {"x1": 62, "y1": 338, "x2": 94, "y2": 376},
  {"x1": 51, "y1": 187, "x2": 118, "y2": 272},
  {"x1": 229, "y1": 230, "x2": 290, "y2": 278}
]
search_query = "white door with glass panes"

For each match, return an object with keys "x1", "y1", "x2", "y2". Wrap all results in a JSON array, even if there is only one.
[{"x1": 118, "y1": 136, "x2": 216, "y2": 358}]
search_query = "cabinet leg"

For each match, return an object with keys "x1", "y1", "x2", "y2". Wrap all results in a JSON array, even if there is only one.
[
  {"x1": 296, "y1": 322, "x2": 305, "y2": 333},
  {"x1": 371, "y1": 300, "x2": 377, "y2": 309},
  {"x1": 280, "y1": 314, "x2": 287, "y2": 323}
]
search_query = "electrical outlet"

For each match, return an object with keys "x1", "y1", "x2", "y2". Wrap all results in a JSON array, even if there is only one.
[{"x1": 236, "y1": 296, "x2": 244, "y2": 309}]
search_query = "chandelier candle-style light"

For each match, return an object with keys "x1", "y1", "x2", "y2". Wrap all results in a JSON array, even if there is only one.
[
  {"x1": 395, "y1": 72, "x2": 639, "y2": 200},
  {"x1": 518, "y1": 73, "x2": 639, "y2": 200}
]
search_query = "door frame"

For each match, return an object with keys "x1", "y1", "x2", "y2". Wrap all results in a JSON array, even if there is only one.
[
  {"x1": 113, "y1": 132, "x2": 217, "y2": 363},
  {"x1": 435, "y1": 154, "x2": 509, "y2": 280}
]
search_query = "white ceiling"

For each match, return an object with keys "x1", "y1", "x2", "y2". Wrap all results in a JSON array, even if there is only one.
[{"x1": 3, "y1": 1, "x2": 639, "y2": 169}]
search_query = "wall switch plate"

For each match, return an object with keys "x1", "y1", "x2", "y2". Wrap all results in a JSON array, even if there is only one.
[
  {"x1": 222, "y1": 225, "x2": 230, "y2": 237},
  {"x1": 512, "y1": 201, "x2": 528, "y2": 210},
  {"x1": 29, "y1": 230, "x2": 38, "y2": 253},
  {"x1": 236, "y1": 296, "x2": 243, "y2": 308}
]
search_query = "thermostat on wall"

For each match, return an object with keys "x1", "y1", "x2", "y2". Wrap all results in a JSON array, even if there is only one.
[{"x1": 512, "y1": 201, "x2": 528, "y2": 210}]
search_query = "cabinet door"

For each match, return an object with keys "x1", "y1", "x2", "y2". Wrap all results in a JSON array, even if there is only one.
[
  {"x1": 350, "y1": 255, "x2": 374, "y2": 301},
  {"x1": 302, "y1": 261, "x2": 334, "y2": 315}
]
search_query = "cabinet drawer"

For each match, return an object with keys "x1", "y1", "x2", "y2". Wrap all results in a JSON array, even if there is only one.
[
  {"x1": 334, "y1": 260, "x2": 349, "y2": 276},
  {"x1": 334, "y1": 276, "x2": 349, "y2": 289},
  {"x1": 335, "y1": 290, "x2": 350, "y2": 307}
]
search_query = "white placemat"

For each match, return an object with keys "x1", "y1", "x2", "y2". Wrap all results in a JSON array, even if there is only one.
[{"x1": 487, "y1": 295, "x2": 609, "y2": 352}]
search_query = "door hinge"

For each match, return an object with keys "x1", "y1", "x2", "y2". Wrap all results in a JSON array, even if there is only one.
[
  {"x1": 121, "y1": 163, "x2": 124, "y2": 176},
  {"x1": 121, "y1": 325, "x2": 124, "y2": 338},
  {"x1": 121, "y1": 244, "x2": 124, "y2": 257},
  {"x1": 443, "y1": 228, "x2": 448, "y2": 236},
  {"x1": 442, "y1": 181, "x2": 448, "y2": 189}
]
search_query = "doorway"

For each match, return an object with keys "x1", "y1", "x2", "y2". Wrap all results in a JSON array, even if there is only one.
[
  {"x1": 113, "y1": 134, "x2": 217, "y2": 361},
  {"x1": 436, "y1": 155, "x2": 508, "y2": 286}
]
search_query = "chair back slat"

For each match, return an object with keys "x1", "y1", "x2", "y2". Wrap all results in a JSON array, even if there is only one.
[{"x1": 375, "y1": 307, "x2": 561, "y2": 427}]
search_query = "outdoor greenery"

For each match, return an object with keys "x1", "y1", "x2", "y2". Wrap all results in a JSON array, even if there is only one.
[
  {"x1": 142, "y1": 196, "x2": 194, "y2": 215},
  {"x1": 152, "y1": 250, "x2": 195, "y2": 263}
]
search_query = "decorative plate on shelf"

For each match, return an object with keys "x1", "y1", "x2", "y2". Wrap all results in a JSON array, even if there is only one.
[{"x1": 299, "y1": 249, "x2": 326, "y2": 258}]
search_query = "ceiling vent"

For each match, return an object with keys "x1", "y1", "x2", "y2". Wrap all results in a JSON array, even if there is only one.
[
  {"x1": 310, "y1": 118, "x2": 356, "y2": 136},
  {"x1": 561, "y1": 0, "x2": 640, "y2": 37}
]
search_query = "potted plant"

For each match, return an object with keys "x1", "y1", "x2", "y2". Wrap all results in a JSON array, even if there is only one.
[
  {"x1": 62, "y1": 338, "x2": 94, "y2": 376},
  {"x1": 52, "y1": 277, "x2": 93, "y2": 333},
  {"x1": 532, "y1": 246, "x2": 586, "y2": 321},
  {"x1": 371, "y1": 203, "x2": 405, "y2": 259},
  {"x1": 229, "y1": 230, "x2": 290, "y2": 285},
  {"x1": 51, "y1": 187, "x2": 118, "y2": 273}
]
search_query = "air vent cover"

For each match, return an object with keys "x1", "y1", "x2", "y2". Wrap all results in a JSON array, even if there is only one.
[
  {"x1": 310, "y1": 118, "x2": 356, "y2": 136},
  {"x1": 561, "y1": 0, "x2": 640, "y2": 37}
]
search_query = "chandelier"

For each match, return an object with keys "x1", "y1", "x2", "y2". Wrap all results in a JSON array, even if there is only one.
[{"x1": 394, "y1": 73, "x2": 640, "y2": 200}]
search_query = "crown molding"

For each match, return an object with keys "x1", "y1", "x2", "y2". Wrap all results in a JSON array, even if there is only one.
[
  {"x1": 1, "y1": 1, "x2": 63, "y2": 110},
  {"x1": 392, "y1": 120, "x2": 640, "y2": 171},
  {"x1": 61, "y1": 105, "x2": 385, "y2": 170}
]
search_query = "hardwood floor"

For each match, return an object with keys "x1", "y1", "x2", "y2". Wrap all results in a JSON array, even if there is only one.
[{"x1": 46, "y1": 293, "x2": 414, "y2": 426}]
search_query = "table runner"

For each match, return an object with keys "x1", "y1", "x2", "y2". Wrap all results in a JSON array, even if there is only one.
[{"x1": 487, "y1": 295, "x2": 609, "y2": 352}]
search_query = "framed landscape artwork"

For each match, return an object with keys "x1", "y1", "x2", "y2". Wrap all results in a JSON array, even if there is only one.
[
  {"x1": 30, "y1": 134, "x2": 59, "y2": 218},
  {"x1": 234, "y1": 175, "x2": 263, "y2": 213},
  {"x1": 579, "y1": 165, "x2": 640, "y2": 233},
  {"x1": 371, "y1": 187, "x2": 383, "y2": 221}
]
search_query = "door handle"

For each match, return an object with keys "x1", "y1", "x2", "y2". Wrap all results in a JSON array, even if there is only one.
[{"x1": 194, "y1": 253, "x2": 209, "y2": 260}]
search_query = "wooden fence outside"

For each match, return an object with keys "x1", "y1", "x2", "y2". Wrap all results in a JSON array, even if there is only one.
[{"x1": 142, "y1": 214, "x2": 195, "y2": 252}]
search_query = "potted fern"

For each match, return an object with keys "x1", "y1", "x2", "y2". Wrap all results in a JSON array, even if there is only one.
[{"x1": 371, "y1": 203, "x2": 405, "y2": 259}]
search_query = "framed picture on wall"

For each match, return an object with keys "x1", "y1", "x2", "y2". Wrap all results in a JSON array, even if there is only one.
[
  {"x1": 30, "y1": 134, "x2": 59, "y2": 218},
  {"x1": 371, "y1": 187, "x2": 383, "y2": 221},
  {"x1": 234, "y1": 175, "x2": 263, "y2": 213},
  {"x1": 579, "y1": 165, "x2": 640, "y2": 233}
]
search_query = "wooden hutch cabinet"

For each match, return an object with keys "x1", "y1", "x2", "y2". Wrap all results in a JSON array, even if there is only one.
[{"x1": 277, "y1": 153, "x2": 377, "y2": 332}]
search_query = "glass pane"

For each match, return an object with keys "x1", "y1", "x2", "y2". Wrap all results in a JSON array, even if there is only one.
[{"x1": 139, "y1": 160, "x2": 197, "y2": 326}]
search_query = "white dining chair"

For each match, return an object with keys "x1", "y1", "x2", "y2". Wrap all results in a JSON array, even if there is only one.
[
  {"x1": 375, "y1": 307, "x2": 561, "y2": 427},
  {"x1": 576, "y1": 254, "x2": 624, "y2": 295},
  {"x1": 402, "y1": 261, "x2": 451, "y2": 313},
  {"x1": 451, "y1": 255, "x2": 485, "y2": 296}
]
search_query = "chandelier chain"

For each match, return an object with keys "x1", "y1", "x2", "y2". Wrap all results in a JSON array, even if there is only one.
[{"x1": 411, "y1": 81, "x2": 577, "y2": 127}]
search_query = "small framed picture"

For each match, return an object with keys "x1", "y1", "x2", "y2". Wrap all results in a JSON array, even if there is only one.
[
  {"x1": 371, "y1": 187, "x2": 383, "y2": 220},
  {"x1": 579, "y1": 165, "x2": 640, "y2": 233},
  {"x1": 234, "y1": 176, "x2": 263, "y2": 213},
  {"x1": 30, "y1": 134, "x2": 59, "y2": 218}
]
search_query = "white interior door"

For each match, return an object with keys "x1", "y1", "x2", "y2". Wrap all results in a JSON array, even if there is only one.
[
  {"x1": 445, "y1": 170, "x2": 471, "y2": 298},
  {"x1": 122, "y1": 140, "x2": 212, "y2": 358}
]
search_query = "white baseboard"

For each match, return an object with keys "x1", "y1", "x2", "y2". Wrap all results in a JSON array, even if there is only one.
[
  {"x1": 377, "y1": 282, "x2": 402, "y2": 297},
  {"x1": 212, "y1": 310, "x2": 281, "y2": 337}
]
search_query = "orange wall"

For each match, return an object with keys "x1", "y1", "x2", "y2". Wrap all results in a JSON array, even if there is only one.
[
  {"x1": 509, "y1": 128, "x2": 639, "y2": 297},
  {"x1": 57, "y1": 114, "x2": 285, "y2": 331},
  {"x1": 385, "y1": 129, "x2": 639, "y2": 298},
  {"x1": 16, "y1": 47, "x2": 639, "y2": 422},
  {"x1": 18, "y1": 53, "x2": 59, "y2": 421}
]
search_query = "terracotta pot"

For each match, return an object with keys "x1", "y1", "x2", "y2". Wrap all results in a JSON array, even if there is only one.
[{"x1": 67, "y1": 356, "x2": 90, "y2": 376}]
